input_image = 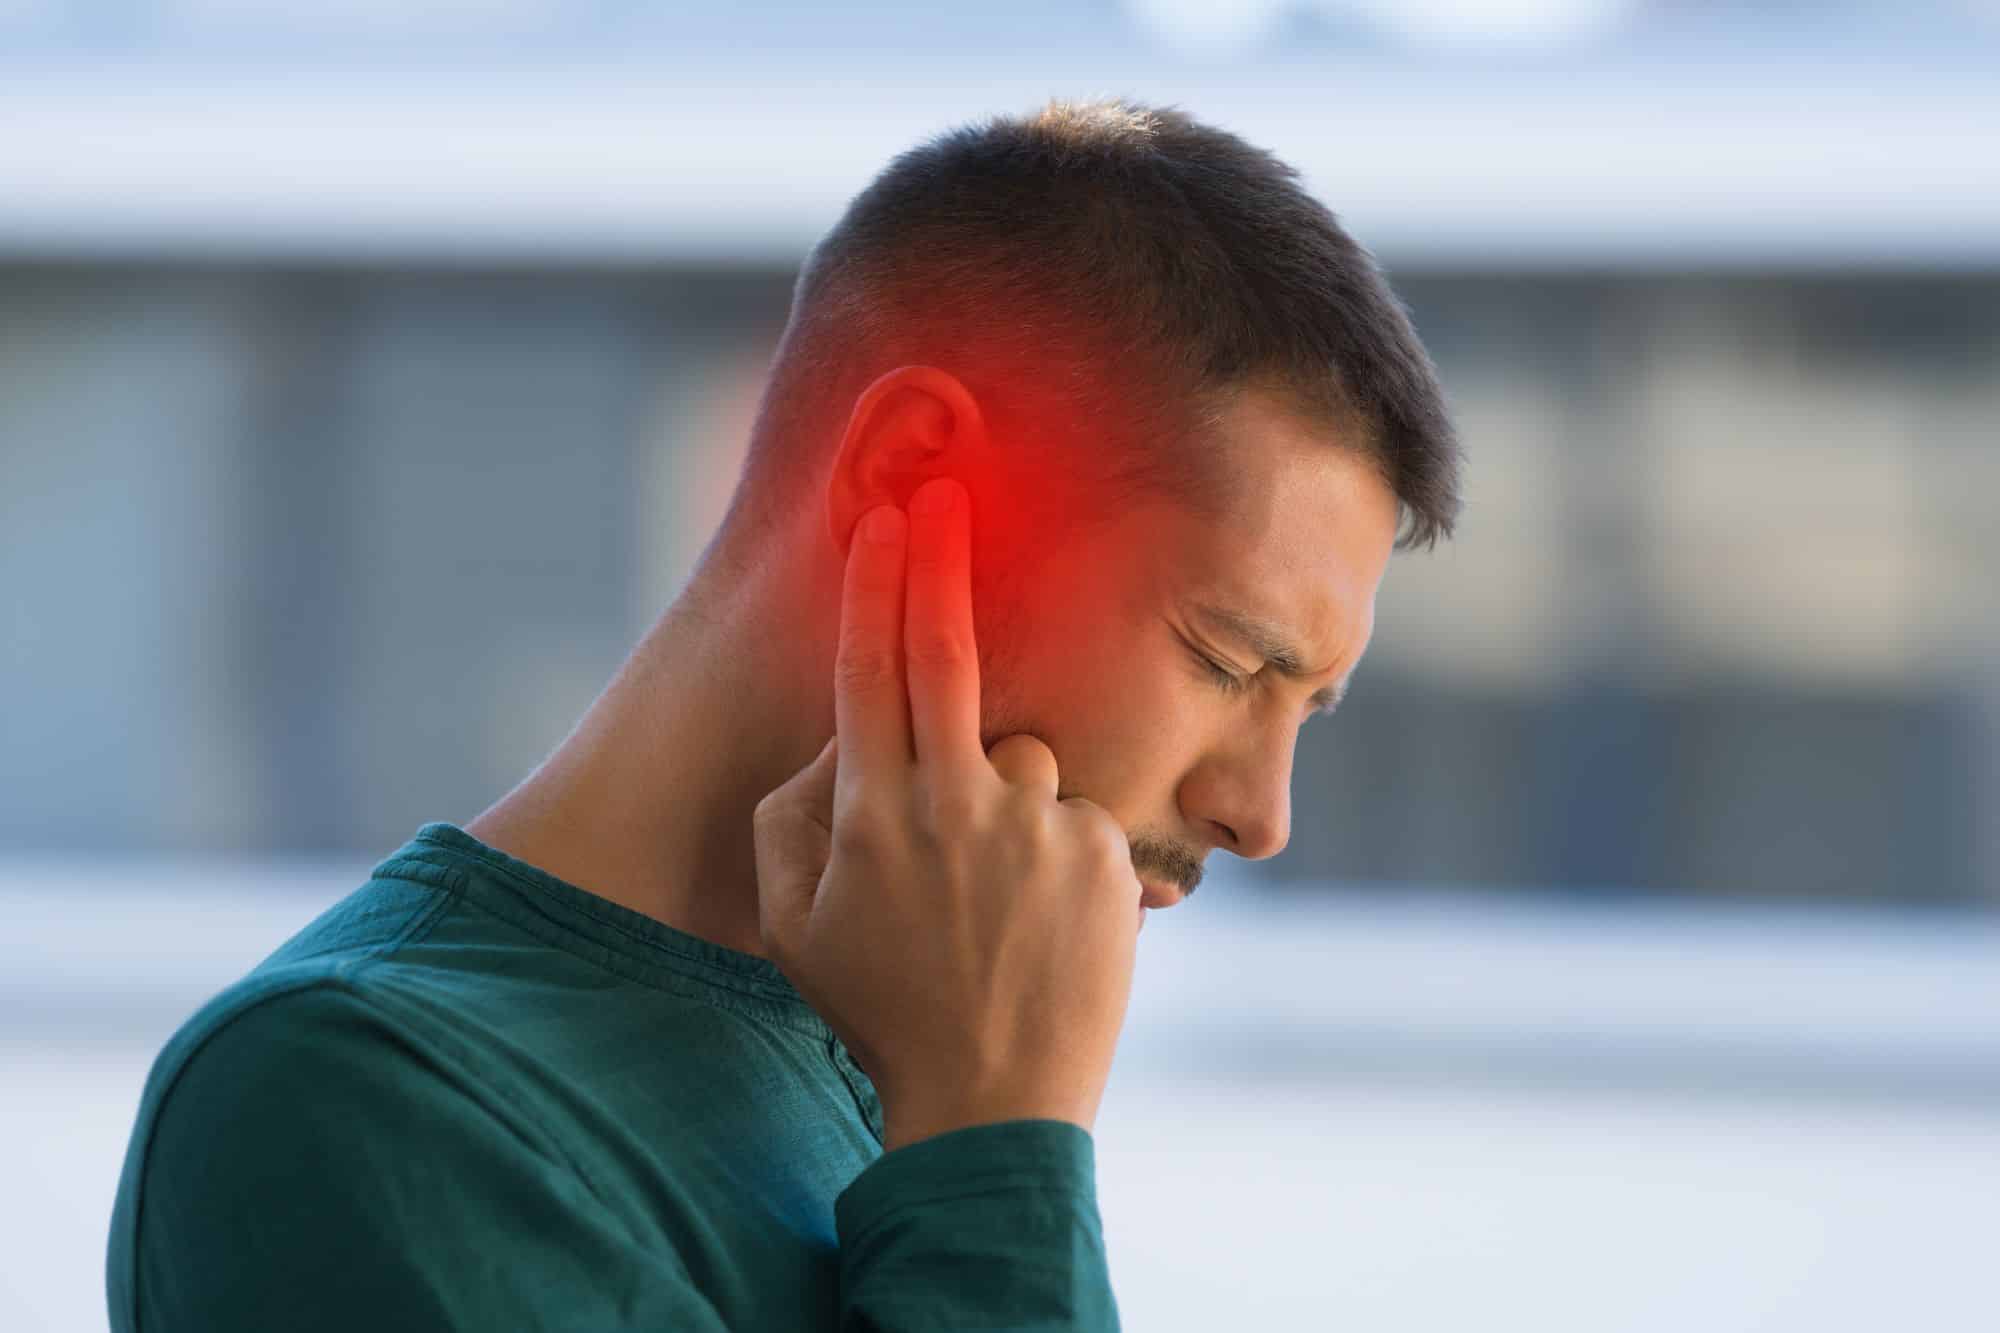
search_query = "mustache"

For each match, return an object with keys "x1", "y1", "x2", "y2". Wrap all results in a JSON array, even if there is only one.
[{"x1": 1127, "y1": 831, "x2": 1203, "y2": 898}]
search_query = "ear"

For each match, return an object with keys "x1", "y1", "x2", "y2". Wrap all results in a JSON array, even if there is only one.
[{"x1": 824, "y1": 365, "x2": 988, "y2": 553}]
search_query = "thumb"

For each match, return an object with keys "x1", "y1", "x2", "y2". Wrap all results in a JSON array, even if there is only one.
[{"x1": 752, "y1": 734, "x2": 838, "y2": 959}]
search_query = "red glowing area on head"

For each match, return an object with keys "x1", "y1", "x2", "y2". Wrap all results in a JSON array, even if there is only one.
[{"x1": 825, "y1": 361, "x2": 1127, "y2": 623}]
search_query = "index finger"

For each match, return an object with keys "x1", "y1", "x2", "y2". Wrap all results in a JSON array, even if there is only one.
[{"x1": 833, "y1": 503, "x2": 913, "y2": 795}]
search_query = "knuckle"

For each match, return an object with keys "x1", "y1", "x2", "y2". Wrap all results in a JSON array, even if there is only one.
[
  {"x1": 904, "y1": 628, "x2": 967, "y2": 673},
  {"x1": 754, "y1": 782, "x2": 809, "y2": 827},
  {"x1": 833, "y1": 645, "x2": 896, "y2": 694},
  {"x1": 921, "y1": 784, "x2": 981, "y2": 834},
  {"x1": 830, "y1": 805, "x2": 884, "y2": 858}
]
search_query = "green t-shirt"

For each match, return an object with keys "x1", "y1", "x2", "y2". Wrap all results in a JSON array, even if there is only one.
[{"x1": 107, "y1": 822, "x2": 1119, "y2": 1330}]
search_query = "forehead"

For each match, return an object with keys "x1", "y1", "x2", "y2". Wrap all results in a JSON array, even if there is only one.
[{"x1": 1156, "y1": 387, "x2": 1400, "y2": 660}]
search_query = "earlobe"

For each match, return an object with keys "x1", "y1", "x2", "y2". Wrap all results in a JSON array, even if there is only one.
[{"x1": 824, "y1": 365, "x2": 987, "y2": 552}]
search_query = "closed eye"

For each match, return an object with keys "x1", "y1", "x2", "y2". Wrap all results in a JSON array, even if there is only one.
[
  {"x1": 1188, "y1": 638, "x2": 1338, "y2": 722},
  {"x1": 1190, "y1": 645, "x2": 1252, "y2": 696}
]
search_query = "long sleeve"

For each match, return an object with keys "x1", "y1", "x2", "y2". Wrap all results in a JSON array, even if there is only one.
[{"x1": 834, "y1": 1121, "x2": 1121, "y2": 1331}]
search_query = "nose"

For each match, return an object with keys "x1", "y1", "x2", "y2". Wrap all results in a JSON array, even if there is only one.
[{"x1": 1187, "y1": 732, "x2": 1294, "y2": 863}]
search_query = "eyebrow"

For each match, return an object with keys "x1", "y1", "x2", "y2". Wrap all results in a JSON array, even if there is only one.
[{"x1": 1191, "y1": 602, "x2": 1350, "y2": 716}]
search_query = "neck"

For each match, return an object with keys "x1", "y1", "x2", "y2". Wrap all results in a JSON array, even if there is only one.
[{"x1": 465, "y1": 537, "x2": 836, "y2": 959}]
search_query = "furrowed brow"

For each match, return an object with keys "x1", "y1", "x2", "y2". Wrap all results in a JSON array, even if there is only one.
[{"x1": 1192, "y1": 602, "x2": 1349, "y2": 715}]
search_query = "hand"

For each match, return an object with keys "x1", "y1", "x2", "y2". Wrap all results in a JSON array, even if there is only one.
[{"x1": 752, "y1": 477, "x2": 1144, "y2": 1151}]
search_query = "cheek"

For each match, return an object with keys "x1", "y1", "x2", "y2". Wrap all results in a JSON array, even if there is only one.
[
  {"x1": 974, "y1": 550, "x2": 1196, "y2": 783},
  {"x1": 1025, "y1": 632, "x2": 1199, "y2": 798}
]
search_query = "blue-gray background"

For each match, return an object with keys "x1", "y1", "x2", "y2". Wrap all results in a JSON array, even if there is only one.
[{"x1": 4, "y1": 3, "x2": 1998, "y2": 1330}]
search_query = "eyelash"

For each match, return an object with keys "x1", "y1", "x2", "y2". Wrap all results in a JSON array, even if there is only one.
[
  {"x1": 1192, "y1": 643, "x2": 1338, "y2": 722},
  {"x1": 1193, "y1": 649, "x2": 1252, "y2": 696}
]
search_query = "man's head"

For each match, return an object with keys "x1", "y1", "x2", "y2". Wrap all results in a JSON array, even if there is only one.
[{"x1": 715, "y1": 98, "x2": 1461, "y2": 902}]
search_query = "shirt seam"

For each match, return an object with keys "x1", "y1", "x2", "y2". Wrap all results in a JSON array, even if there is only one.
[
  {"x1": 826, "y1": 1035, "x2": 886, "y2": 1147},
  {"x1": 123, "y1": 880, "x2": 457, "y2": 1333},
  {"x1": 437, "y1": 880, "x2": 830, "y2": 1036},
  {"x1": 400, "y1": 834, "x2": 820, "y2": 1014}
]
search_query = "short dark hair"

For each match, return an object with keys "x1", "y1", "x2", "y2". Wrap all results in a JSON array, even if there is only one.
[{"x1": 732, "y1": 96, "x2": 1461, "y2": 554}]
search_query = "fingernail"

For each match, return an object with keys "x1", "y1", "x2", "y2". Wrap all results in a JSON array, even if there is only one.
[
  {"x1": 863, "y1": 506, "x2": 904, "y2": 546},
  {"x1": 911, "y1": 478, "x2": 960, "y2": 516}
]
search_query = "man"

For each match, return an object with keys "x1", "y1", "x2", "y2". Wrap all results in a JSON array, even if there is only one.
[{"x1": 108, "y1": 97, "x2": 1460, "y2": 1330}]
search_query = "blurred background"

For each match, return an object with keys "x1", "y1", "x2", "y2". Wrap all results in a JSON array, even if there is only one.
[{"x1": 4, "y1": 2, "x2": 1998, "y2": 1330}]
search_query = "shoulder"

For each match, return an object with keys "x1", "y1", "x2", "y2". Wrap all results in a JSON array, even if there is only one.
[
  {"x1": 130, "y1": 862, "x2": 485, "y2": 1135},
  {"x1": 122, "y1": 954, "x2": 553, "y2": 1197},
  {"x1": 107, "y1": 973, "x2": 571, "y2": 1330},
  {"x1": 144, "y1": 968, "x2": 422, "y2": 1125},
  {"x1": 128, "y1": 883, "x2": 459, "y2": 1155},
  {"x1": 114, "y1": 971, "x2": 451, "y2": 1242}
]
